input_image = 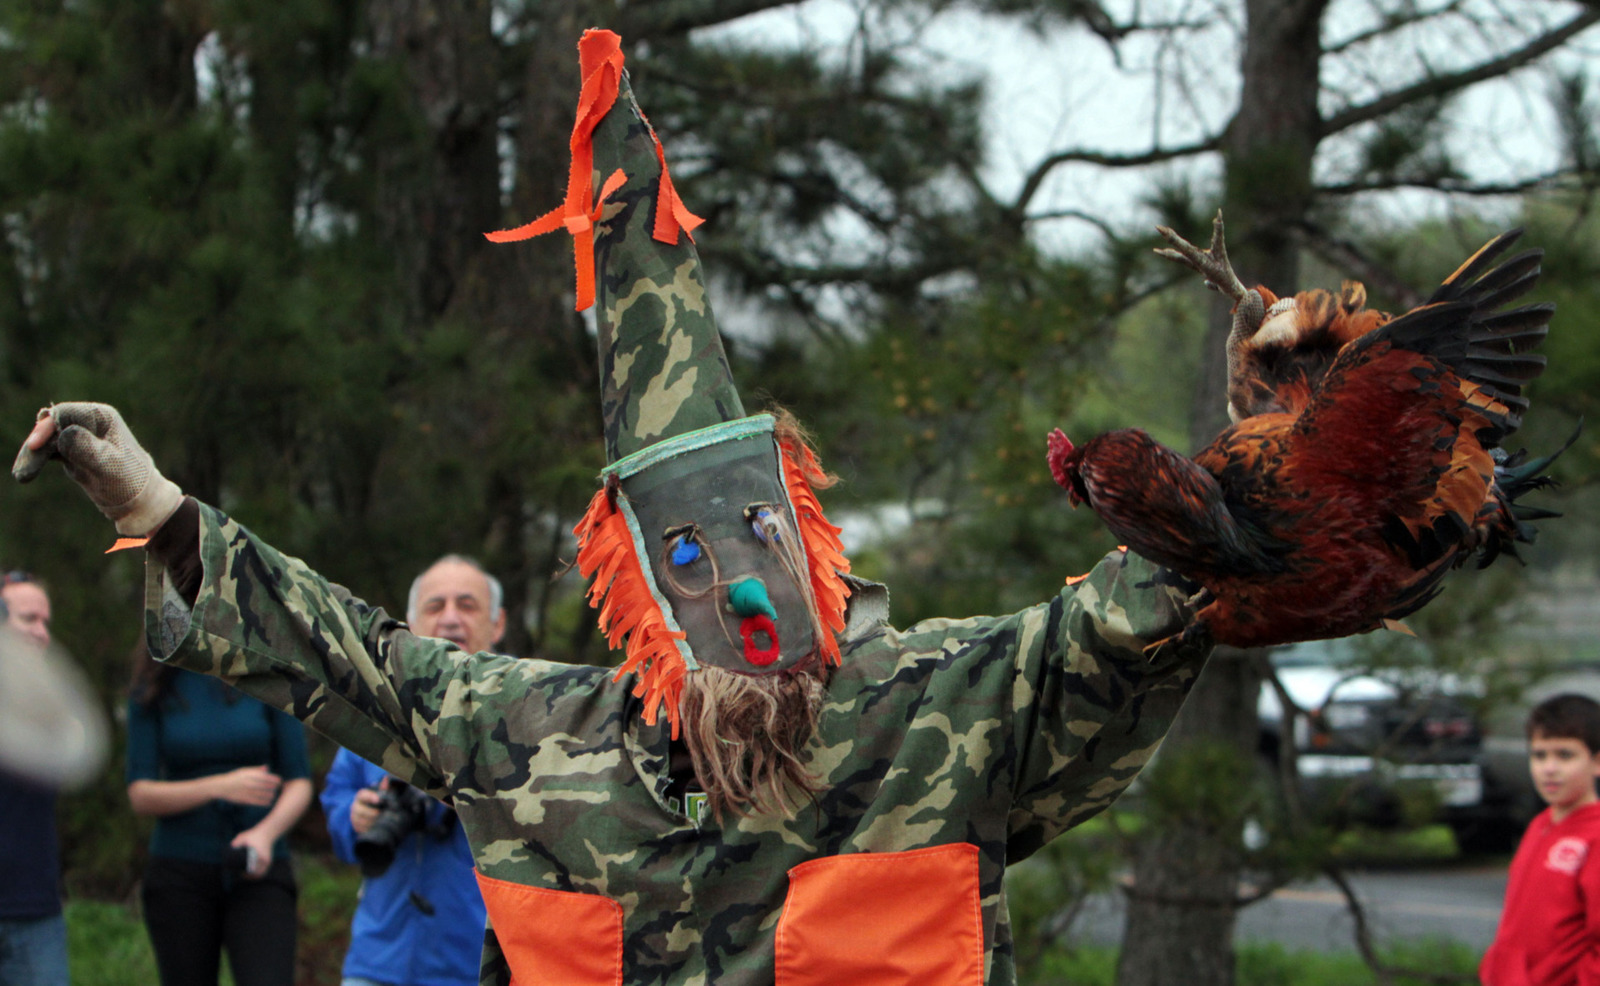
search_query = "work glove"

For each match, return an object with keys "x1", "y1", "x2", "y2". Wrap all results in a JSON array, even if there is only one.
[{"x1": 12, "y1": 402, "x2": 183, "y2": 537}]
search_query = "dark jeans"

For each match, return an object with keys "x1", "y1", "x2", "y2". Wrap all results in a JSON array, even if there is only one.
[
  {"x1": 140, "y1": 855, "x2": 297, "y2": 986},
  {"x1": 0, "y1": 913, "x2": 69, "y2": 986}
]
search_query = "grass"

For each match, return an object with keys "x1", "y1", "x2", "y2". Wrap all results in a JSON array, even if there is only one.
[
  {"x1": 65, "y1": 853, "x2": 359, "y2": 986},
  {"x1": 1334, "y1": 824, "x2": 1462, "y2": 864},
  {"x1": 65, "y1": 898, "x2": 161, "y2": 986}
]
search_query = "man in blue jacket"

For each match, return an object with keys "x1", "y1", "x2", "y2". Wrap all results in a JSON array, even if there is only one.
[{"x1": 321, "y1": 556, "x2": 503, "y2": 986}]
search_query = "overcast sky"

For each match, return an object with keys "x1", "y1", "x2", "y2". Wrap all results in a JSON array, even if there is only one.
[{"x1": 703, "y1": 0, "x2": 1594, "y2": 255}]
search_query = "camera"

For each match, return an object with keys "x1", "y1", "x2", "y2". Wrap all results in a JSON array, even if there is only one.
[{"x1": 353, "y1": 779, "x2": 452, "y2": 878}]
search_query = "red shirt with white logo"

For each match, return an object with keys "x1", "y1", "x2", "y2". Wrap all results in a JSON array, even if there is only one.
[{"x1": 1482, "y1": 802, "x2": 1600, "y2": 986}]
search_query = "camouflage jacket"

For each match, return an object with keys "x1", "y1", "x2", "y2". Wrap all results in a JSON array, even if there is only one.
[{"x1": 146, "y1": 502, "x2": 1211, "y2": 986}]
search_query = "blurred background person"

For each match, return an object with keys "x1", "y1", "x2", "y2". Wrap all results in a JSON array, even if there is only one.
[
  {"x1": 0, "y1": 571, "x2": 106, "y2": 986},
  {"x1": 126, "y1": 643, "x2": 312, "y2": 986},
  {"x1": 321, "y1": 555, "x2": 501, "y2": 986},
  {"x1": 3, "y1": 570, "x2": 51, "y2": 647}
]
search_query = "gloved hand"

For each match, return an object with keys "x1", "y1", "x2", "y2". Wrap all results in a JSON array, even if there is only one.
[{"x1": 12, "y1": 403, "x2": 183, "y2": 537}]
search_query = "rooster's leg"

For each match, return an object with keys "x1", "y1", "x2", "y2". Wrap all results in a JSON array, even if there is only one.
[
  {"x1": 1141, "y1": 613, "x2": 1213, "y2": 660},
  {"x1": 1154, "y1": 212, "x2": 1248, "y2": 304},
  {"x1": 1139, "y1": 586, "x2": 1215, "y2": 658}
]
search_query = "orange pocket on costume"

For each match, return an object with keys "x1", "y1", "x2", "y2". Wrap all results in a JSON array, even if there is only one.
[
  {"x1": 476, "y1": 871, "x2": 623, "y2": 986},
  {"x1": 775, "y1": 843, "x2": 984, "y2": 986}
]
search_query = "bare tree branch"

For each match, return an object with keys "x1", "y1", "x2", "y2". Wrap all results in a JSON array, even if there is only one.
[
  {"x1": 1323, "y1": 866, "x2": 1478, "y2": 985},
  {"x1": 1319, "y1": 9, "x2": 1600, "y2": 139},
  {"x1": 710, "y1": 247, "x2": 962, "y2": 295},
  {"x1": 978, "y1": 0, "x2": 1191, "y2": 49},
  {"x1": 1319, "y1": 170, "x2": 1572, "y2": 197},
  {"x1": 613, "y1": 0, "x2": 805, "y2": 39},
  {"x1": 1322, "y1": 0, "x2": 1470, "y2": 57},
  {"x1": 1011, "y1": 138, "x2": 1221, "y2": 214},
  {"x1": 999, "y1": 9, "x2": 1600, "y2": 231},
  {"x1": 1021, "y1": 207, "x2": 1122, "y2": 240}
]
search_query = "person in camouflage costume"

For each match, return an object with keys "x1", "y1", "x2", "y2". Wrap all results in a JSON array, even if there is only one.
[{"x1": 12, "y1": 30, "x2": 1214, "y2": 986}]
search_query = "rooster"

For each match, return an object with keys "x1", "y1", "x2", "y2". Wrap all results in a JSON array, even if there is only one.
[{"x1": 1048, "y1": 220, "x2": 1567, "y2": 653}]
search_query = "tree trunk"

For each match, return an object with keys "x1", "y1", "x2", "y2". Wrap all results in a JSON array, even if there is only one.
[
  {"x1": 1189, "y1": 0, "x2": 1327, "y2": 449},
  {"x1": 1115, "y1": 649, "x2": 1261, "y2": 986},
  {"x1": 1118, "y1": 2, "x2": 1327, "y2": 983}
]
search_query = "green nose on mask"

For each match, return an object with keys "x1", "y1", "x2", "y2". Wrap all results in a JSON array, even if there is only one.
[{"x1": 727, "y1": 578, "x2": 778, "y2": 620}]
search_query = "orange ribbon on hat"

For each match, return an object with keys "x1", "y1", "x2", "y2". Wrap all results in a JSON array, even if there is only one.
[
  {"x1": 485, "y1": 29, "x2": 702, "y2": 312},
  {"x1": 649, "y1": 124, "x2": 703, "y2": 245}
]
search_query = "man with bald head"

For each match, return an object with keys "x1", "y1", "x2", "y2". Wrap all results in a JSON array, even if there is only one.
[
  {"x1": 405, "y1": 556, "x2": 506, "y2": 657},
  {"x1": 320, "y1": 556, "x2": 503, "y2": 986}
]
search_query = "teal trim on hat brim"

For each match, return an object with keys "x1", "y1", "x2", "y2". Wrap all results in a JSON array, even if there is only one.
[{"x1": 601, "y1": 415, "x2": 775, "y2": 481}]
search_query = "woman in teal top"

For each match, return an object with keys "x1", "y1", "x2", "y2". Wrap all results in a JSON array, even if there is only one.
[{"x1": 126, "y1": 652, "x2": 312, "y2": 986}]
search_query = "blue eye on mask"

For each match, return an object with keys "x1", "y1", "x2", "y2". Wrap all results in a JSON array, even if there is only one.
[{"x1": 671, "y1": 536, "x2": 702, "y2": 566}]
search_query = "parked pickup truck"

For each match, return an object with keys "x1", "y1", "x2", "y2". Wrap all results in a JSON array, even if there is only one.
[{"x1": 1257, "y1": 638, "x2": 1505, "y2": 851}]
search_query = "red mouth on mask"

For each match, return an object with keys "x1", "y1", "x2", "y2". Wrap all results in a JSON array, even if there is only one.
[{"x1": 740, "y1": 615, "x2": 780, "y2": 667}]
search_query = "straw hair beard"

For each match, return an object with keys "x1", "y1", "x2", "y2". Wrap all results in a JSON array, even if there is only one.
[{"x1": 679, "y1": 662, "x2": 827, "y2": 820}]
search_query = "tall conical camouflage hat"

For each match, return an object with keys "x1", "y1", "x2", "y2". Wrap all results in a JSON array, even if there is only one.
[
  {"x1": 488, "y1": 30, "x2": 850, "y2": 735},
  {"x1": 488, "y1": 29, "x2": 741, "y2": 461},
  {"x1": 590, "y1": 65, "x2": 745, "y2": 459}
]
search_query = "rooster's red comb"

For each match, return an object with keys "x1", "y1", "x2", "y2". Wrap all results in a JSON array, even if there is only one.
[{"x1": 1047, "y1": 429, "x2": 1077, "y2": 490}]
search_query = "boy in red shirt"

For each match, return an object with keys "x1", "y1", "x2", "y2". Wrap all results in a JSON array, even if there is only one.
[{"x1": 1482, "y1": 694, "x2": 1600, "y2": 986}]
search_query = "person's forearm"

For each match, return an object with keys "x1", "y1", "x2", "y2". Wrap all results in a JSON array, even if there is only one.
[
  {"x1": 144, "y1": 501, "x2": 453, "y2": 797},
  {"x1": 1000, "y1": 549, "x2": 1214, "y2": 858},
  {"x1": 127, "y1": 776, "x2": 230, "y2": 817},
  {"x1": 250, "y1": 777, "x2": 313, "y2": 843},
  {"x1": 145, "y1": 496, "x2": 202, "y2": 603}
]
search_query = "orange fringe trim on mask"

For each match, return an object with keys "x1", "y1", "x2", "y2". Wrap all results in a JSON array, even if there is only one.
[
  {"x1": 573, "y1": 486, "x2": 692, "y2": 736},
  {"x1": 778, "y1": 437, "x2": 852, "y2": 667},
  {"x1": 483, "y1": 29, "x2": 702, "y2": 312}
]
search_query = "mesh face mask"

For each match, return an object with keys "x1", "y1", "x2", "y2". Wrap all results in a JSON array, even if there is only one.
[
  {"x1": 574, "y1": 417, "x2": 850, "y2": 734},
  {"x1": 625, "y1": 438, "x2": 818, "y2": 674}
]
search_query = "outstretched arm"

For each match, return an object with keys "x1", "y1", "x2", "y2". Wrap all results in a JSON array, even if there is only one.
[
  {"x1": 138, "y1": 495, "x2": 528, "y2": 797},
  {"x1": 1007, "y1": 549, "x2": 1213, "y2": 856},
  {"x1": 870, "y1": 543, "x2": 1212, "y2": 859},
  {"x1": 19, "y1": 403, "x2": 544, "y2": 799}
]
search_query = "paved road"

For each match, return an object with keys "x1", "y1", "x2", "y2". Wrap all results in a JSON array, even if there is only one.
[{"x1": 1068, "y1": 861, "x2": 1509, "y2": 953}]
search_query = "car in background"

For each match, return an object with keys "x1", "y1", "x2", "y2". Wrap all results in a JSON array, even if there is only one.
[{"x1": 1257, "y1": 638, "x2": 1501, "y2": 850}]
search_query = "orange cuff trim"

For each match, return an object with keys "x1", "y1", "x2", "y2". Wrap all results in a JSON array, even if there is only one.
[{"x1": 106, "y1": 537, "x2": 149, "y2": 554}]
